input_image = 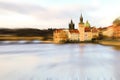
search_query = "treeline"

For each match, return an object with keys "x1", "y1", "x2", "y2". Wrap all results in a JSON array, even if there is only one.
[{"x1": 0, "y1": 28, "x2": 56, "y2": 40}]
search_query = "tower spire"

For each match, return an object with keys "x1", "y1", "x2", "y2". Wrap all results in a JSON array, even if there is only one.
[
  {"x1": 69, "y1": 19, "x2": 75, "y2": 30},
  {"x1": 71, "y1": 19, "x2": 73, "y2": 24},
  {"x1": 80, "y1": 13, "x2": 84, "y2": 24}
]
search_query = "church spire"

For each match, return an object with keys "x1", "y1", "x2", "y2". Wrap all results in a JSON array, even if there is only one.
[
  {"x1": 71, "y1": 19, "x2": 73, "y2": 24},
  {"x1": 69, "y1": 19, "x2": 75, "y2": 30},
  {"x1": 80, "y1": 13, "x2": 84, "y2": 24}
]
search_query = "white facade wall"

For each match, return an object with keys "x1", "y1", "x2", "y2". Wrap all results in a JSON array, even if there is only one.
[
  {"x1": 69, "y1": 33, "x2": 79, "y2": 41},
  {"x1": 84, "y1": 32, "x2": 92, "y2": 41}
]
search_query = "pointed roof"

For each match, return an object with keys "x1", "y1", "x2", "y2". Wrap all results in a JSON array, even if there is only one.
[
  {"x1": 69, "y1": 19, "x2": 74, "y2": 25},
  {"x1": 80, "y1": 13, "x2": 84, "y2": 24},
  {"x1": 69, "y1": 19, "x2": 75, "y2": 30},
  {"x1": 80, "y1": 14, "x2": 83, "y2": 19},
  {"x1": 70, "y1": 19, "x2": 73, "y2": 24}
]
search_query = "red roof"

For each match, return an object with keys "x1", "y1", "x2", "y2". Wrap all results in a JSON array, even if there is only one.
[
  {"x1": 54, "y1": 29, "x2": 64, "y2": 33},
  {"x1": 85, "y1": 27, "x2": 91, "y2": 32},
  {"x1": 92, "y1": 28, "x2": 98, "y2": 33},
  {"x1": 69, "y1": 30, "x2": 79, "y2": 33}
]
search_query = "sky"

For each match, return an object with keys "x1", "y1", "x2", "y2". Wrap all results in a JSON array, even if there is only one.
[{"x1": 0, "y1": 0, "x2": 120, "y2": 29}]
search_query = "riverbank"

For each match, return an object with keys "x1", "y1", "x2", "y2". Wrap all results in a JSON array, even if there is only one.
[
  {"x1": 0, "y1": 39, "x2": 53, "y2": 44},
  {"x1": 54, "y1": 40, "x2": 120, "y2": 46},
  {"x1": 97, "y1": 40, "x2": 120, "y2": 46},
  {"x1": 41, "y1": 40, "x2": 53, "y2": 44},
  {"x1": 0, "y1": 36, "x2": 120, "y2": 46}
]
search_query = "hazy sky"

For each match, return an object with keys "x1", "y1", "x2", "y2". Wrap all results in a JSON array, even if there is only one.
[{"x1": 0, "y1": 0, "x2": 120, "y2": 29}]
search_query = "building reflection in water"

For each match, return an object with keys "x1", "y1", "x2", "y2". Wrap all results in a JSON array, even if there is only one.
[
  {"x1": 79, "y1": 43, "x2": 85, "y2": 54},
  {"x1": 112, "y1": 46, "x2": 120, "y2": 51}
]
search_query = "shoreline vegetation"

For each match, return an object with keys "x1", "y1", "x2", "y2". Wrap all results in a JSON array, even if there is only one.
[
  {"x1": 0, "y1": 28, "x2": 54, "y2": 41},
  {"x1": 96, "y1": 40, "x2": 120, "y2": 46}
]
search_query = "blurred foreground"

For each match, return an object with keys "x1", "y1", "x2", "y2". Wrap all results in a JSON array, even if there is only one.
[{"x1": 0, "y1": 43, "x2": 120, "y2": 80}]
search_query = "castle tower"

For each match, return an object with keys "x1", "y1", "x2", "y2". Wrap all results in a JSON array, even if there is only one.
[
  {"x1": 69, "y1": 20, "x2": 75, "y2": 30},
  {"x1": 78, "y1": 14, "x2": 85, "y2": 41}
]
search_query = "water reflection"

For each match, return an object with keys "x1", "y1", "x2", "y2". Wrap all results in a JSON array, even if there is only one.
[
  {"x1": 112, "y1": 46, "x2": 120, "y2": 51},
  {"x1": 0, "y1": 43, "x2": 120, "y2": 80}
]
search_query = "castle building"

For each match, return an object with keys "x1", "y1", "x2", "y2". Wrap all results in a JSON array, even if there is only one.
[
  {"x1": 100, "y1": 23, "x2": 120, "y2": 39},
  {"x1": 78, "y1": 14, "x2": 92, "y2": 41},
  {"x1": 67, "y1": 29, "x2": 79, "y2": 42},
  {"x1": 102, "y1": 26, "x2": 114, "y2": 38},
  {"x1": 113, "y1": 25, "x2": 120, "y2": 39},
  {"x1": 84, "y1": 27, "x2": 92, "y2": 41},
  {"x1": 53, "y1": 14, "x2": 95, "y2": 43},
  {"x1": 91, "y1": 27, "x2": 99, "y2": 39},
  {"x1": 53, "y1": 29, "x2": 68, "y2": 43}
]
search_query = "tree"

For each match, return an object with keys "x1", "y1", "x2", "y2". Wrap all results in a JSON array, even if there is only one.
[{"x1": 113, "y1": 17, "x2": 120, "y2": 26}]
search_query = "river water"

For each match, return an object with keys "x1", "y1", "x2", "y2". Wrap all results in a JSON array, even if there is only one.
[{"x1": 0, "y1": 42, "x2": 120, "y2": 80}]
